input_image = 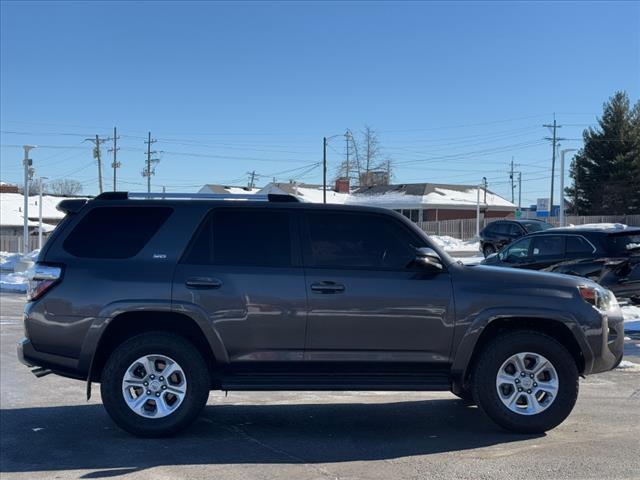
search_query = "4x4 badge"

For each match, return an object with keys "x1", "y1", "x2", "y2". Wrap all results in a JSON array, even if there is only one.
[{"x1": 153, "y1": 254, "x2": 167, "y2": 259}]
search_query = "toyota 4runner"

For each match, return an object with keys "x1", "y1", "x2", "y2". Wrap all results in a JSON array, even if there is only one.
[{"x1": 18, "y1": 192, "x2": 624, "y2": 437}]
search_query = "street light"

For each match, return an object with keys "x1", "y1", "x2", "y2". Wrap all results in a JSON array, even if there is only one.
[
  {"x1": 22, "y1": 145, "x2": 36, "y2": 255},
  {"x1": 560, "y1": 148, "x2": 578, "y2": 227}
]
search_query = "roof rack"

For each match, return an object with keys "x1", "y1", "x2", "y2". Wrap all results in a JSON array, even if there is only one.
[{"x1": 94, "y1": 191, "x2": 300, "y2": 203}]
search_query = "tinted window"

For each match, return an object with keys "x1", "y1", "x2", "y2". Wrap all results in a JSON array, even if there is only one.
[
  {"x1": 531, "y1": 236, "x2": 564, "y2": 257},
  {"x1": 503, "y1": 237, "x2": 532, "y2": 261},
  {"x1": 508, "y1": 223, "x2": 524, "y2": 236},
  {"x1": 63, "y1": 206, "x2": 172, "y2": 258},
  {"x1": 184, "y1": 209, "x2": 292, "y2": 267},
  {"x1": 522, "y1": 221, "x2": 553, "y2": 233},
  {"x1": 566, "y1": 236, "x2": 594, "y2": 254},
  {"x1": 606, "y1": 234, "x2": 640, "y2": 255},
  {"x1": 495, "y1": 223, "x2": 511, "y2": 235},
  {"x1": 305, "y1": 212, "x2": 419, "y2": 269}
]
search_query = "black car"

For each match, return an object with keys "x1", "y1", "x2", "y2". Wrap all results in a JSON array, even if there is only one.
[
  {"x1": 18, "y1": 192, "x2": 624, "y2": 437},
  {"x1": 482, "y1": 226, "x2": 640, "y2": 304},
  {"x1": 479, "y1": 219, "x2": 554, "y2": 257}
]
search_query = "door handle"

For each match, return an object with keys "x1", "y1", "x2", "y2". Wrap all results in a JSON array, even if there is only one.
[
  {"x1": 185, "y1": 277, "x2": 222, "y2": 289},
  {"x1": 310, "y1": 281, "x2": 345, "y2": 294}
]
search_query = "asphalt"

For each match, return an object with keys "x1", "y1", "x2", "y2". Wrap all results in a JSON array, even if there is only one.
[{"x1": 1, "y1": 292, "x2": 639, "y2": 480}]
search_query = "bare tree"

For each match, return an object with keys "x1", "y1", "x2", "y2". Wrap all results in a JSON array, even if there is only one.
[
  {"x1": 47, "y1": 179, "x2": 83, "y2": 196},
  {"x1": 361, "y1": 125, "x2": 380, "y2": 173}
]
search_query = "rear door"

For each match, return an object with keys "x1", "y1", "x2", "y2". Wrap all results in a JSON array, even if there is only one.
[
  {"x1": 301, "y1": 209, "x2": 455, "y2": 367},
  {"x1": 172, "y1": 207, "x2": 308, "y2": 368}
]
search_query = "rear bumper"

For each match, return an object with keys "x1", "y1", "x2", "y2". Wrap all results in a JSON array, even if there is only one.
[{"x1": 17, "y1": 337, "x2": 84, "y2": 380}]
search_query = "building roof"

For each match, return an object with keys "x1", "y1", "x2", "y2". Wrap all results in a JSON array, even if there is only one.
[
  {"x1": 256, "y1": 182, "x2": 515, "y2": 210},
  {"x1": 0, "y1": 193, "x2": 85, "y2": 230},
  {"x1": 198, "y1": 184, "x2": 261, "y2": 195},
  {"x1": 349, "y1": 183, "x2": 515, "y2": 210}
]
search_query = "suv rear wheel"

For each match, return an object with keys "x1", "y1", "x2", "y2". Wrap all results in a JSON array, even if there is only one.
[
  {"x1": 101, "y1": 332, "x2": 210, "y2": 437},
  {"x1": 472, "y1": 331, "x2": 578, "y2": 433}
]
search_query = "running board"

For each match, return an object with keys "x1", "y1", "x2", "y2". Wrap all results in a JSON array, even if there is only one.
[
  {"x1": 31, "y1": 367, "x2": 53, "y2": 378},
  {"x1": 220, "y1": 373, "x2": 451, "y2": 391}
]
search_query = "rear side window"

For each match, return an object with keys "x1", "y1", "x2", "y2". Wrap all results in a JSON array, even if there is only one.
[
  {"x1": 63, "y1": 206, "x2": 172, "y2": 258},
  {"x1": 531, "y1": 235, "x2": 564, "y2": 257},
  {"x1": 305, "y1": 211, "x2": 420, "y2": 269},
  {"x1": 606, "y1": 233, "x2": 640, "y2": 255},
  {"x1": 183, "y1": 209, "x2": 293, "y2": 267},
  {"x1": 566, "y1": 236, "x2": 594, "y2": 254}
]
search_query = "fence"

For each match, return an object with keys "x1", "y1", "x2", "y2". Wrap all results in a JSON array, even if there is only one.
[
  {"x1": 0, "y1": 235, "x2": 50, "y2": 253},
  {"x1": 417, "y1": 214, "x2": 640, "y2": 241}
]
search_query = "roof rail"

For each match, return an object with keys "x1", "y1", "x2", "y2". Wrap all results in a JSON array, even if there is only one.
[{"x1": 94, "y1": 191, "x2": 300, "y2": 203}]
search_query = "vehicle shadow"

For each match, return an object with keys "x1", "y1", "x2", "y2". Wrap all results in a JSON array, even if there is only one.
[{"x1": 0, "y1": 398, "x2": 542, "y2": 477}]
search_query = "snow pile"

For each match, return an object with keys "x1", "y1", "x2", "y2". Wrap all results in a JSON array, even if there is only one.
[
  {"x1": 622, "y1": 304, "x2": 640, "y2": 333},
  {"x1": 431, "y1": 235, "x2": 480, "y2": 252},
  {"x1": 0, "y1": 271, "x2": 28, "y2": 293},
  {"x1": 616, "y1": 360, "x2": 640, "y2": 371},
  {"x1": 0, "y1": 250, "x2": 39, "y2": 272}
]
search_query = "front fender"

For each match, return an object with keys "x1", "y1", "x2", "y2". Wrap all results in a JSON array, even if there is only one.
[{"x1": 450, "y1": 306, "x2": 594, "y2": 380}]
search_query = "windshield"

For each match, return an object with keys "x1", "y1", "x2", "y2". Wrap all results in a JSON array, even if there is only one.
[
  {"x1": 522, "y1": 222, "x2": 553, "y2": 233},
  {"x1": 607, "y1": 234, "x2": 640, "y2": 255}
]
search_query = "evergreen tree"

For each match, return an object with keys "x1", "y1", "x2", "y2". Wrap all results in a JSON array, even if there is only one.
[{"x1": 567, "y1": 91, "x2": 640, "y2": 214}]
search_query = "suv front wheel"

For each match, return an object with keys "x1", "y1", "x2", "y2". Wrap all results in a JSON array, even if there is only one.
[
  {"x1": 472, "y1": 331, "x2": 579, "y2": 433},
  {"x1": 101, "y1": 332, "x2": 210, "y2": 437}
]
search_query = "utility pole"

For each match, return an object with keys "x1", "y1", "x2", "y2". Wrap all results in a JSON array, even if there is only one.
[
  {"x1": 544, "y1": 116, "x2": 565, "y2": 217},
  {"x1": 518, "y1": 172, "x2": 522, "y2": 211},
  {"x1": 482, "y1": 176, "x2": 488, "y2": 204},
  {"x1": 108, "y1": 126, "x2": 120, "y2": 191},
  {"x1": 476, "y1": 183, "x2": 481, "y2": 237},
  {"x1": 143, "y1": 132, "x2": 158, "y2": 193},
  {"x1": 510, "y1": 157, "x2": 515, "y2": 203},
  {"x1": 22, "y1": 145, "x2": 36, "y2": 255},
  {"x1": 85, "y1": 135, "x2": 108, "y2": 194},
  {"x1": 323, "y1": 137, "x2": 327, "y2": 204},
  {"x1": 249, "y1": 170, "x2": 256, "y2": 189}
]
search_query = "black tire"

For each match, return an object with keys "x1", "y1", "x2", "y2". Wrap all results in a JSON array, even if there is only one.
[
  {"x1": 483, "y1": 244, "x2": 496, "y2": 257},
  {"x1": 100, "y1": 332, "x2": 210, "y2": 438},
  {"x1": 472, "y1": 331, "x2": 579, "y2": 434}
]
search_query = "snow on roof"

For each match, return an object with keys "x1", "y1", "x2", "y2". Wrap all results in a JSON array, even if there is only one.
[
  {"x1": 0, "y1": 193, "x2": 85, "y2": 229},
  {"x1": 198, "y1": 184, "x2": 260, "y2": 195},
  {"x1": 348, "y1": 184, "x2": 515, "y2": 209},
  {"x1": 258, "y1": 183, "x2": 350, "y2": 204}
]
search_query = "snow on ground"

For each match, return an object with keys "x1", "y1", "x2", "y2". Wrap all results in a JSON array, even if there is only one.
[
  {"x1": 0, "y1": 272, "x2": 28, "y2": 293},
  {"x1": 616, "y1": 360, "x2": 640, "y2": 371},
  {"x1": 0, "y1": 250, "x2": 39, "y2": 272},
  {"x1": 431, "y1": 235, "x2": 480, "y2": 252},
  {"x1": 622, "y1": 304, "x2": 640, "y2": 332}
]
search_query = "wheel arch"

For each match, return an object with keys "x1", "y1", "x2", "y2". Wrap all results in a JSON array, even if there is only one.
[
  {"x1": 452, "y1": 315, "x2": 589, "y2": 392},
  {"x1": 87, "y1": 311, "x2": 220, "y2": 386}
]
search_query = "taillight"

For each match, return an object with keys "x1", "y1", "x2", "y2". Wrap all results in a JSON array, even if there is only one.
[{"x1": 27, "y1": 264, "x2": 62, "y2": 301}]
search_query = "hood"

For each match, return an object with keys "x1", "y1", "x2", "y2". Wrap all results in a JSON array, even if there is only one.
[{"x1": 459, "y1": 263, "x2": 600, "y2": 291}]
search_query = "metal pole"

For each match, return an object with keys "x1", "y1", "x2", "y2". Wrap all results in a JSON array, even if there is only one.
[
  {"x1": 22, "y1": 145, "x2": 35, "y2": 255},
  {"x1": 323, "y1": 137, "x2": 327, "y2": 204},
  {"x1": 476, "y1": 184, "x2": 480, "y2": 237},
  {"x1": 95, "y1": 134, "x2": 103, "y2": 194},
  {"x1": 518, "y1": 172, "x2": 522, "y2": 211},
  {"x1": 560, "y1": 149, "x2": 577, "y2": 227},
  {"x1": 38, "y1": 177, "x2": 44, "y2": 250},
  {"x1": 112, "y1": 127, "x2": 118, "y2": 191},
  {"x1": 147, "y1": 132, "x2": 152, "y2": 193}
]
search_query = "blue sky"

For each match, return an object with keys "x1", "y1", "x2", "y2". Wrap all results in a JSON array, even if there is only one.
[{"x1": 1, "y1": 1, "x2": 638, "y2": 206}]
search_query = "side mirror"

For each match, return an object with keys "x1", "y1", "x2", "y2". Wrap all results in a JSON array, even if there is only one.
[{"x1": 414, "y1": 247, "x2": 443, "y2": 270}]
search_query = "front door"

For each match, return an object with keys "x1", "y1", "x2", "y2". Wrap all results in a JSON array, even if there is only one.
[
  {"x1": 172, "y1": 207, "x2": 307, "y2": 369},
  {"x1": 301, "y1": 210, "x2": 455, "y2": 368}
]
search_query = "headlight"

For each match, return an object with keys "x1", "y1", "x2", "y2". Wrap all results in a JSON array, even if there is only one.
[{"x1": 578, "y1": 285, "x2": 618, "y2": 312}]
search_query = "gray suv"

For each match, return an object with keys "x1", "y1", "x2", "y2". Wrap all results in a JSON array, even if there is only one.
[{"x1": 18, "y1": 192, "x2": 624, "y2": 437}]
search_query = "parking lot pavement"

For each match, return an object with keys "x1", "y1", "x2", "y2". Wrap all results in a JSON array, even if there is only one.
[{"x1": 1, "y1": 292, "x2": 639, "y2": 480}]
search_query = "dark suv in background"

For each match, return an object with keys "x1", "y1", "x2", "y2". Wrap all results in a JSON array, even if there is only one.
[
  {"x1": 482, "y1": 226, "x2": 640, "y2": 304},
  {"x1": 18, "y1": 192, "x2": 623, "y2": 437},
  {"x1": 480, "y1": 219, "x2": 553, "y2": 257}
]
